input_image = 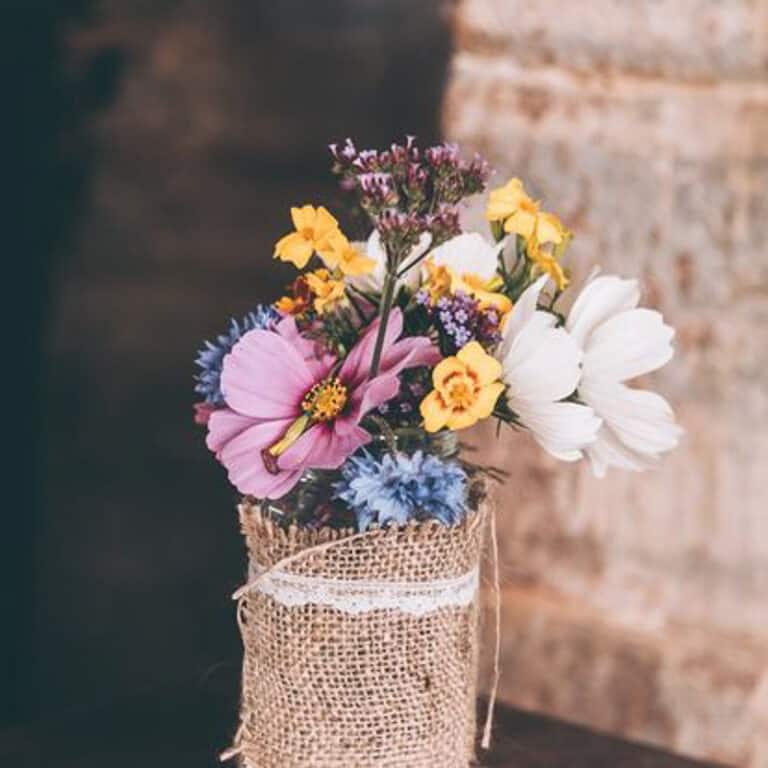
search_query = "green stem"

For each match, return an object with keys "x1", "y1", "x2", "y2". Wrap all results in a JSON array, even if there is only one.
[{"x1": 369, "y1": 269, "x2": 398, "y2": 378}]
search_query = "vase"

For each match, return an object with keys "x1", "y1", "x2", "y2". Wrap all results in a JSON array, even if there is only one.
[{"x1": 225, "y1": 431, "x2": 489, "y2": 768}]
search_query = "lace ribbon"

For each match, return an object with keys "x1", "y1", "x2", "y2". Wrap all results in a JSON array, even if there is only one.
[{"x1": 246, "y1": 560, "x2": 480, "y2": 616}]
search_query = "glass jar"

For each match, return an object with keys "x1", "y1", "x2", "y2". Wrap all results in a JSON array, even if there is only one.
[{"x1": 259, "y1": 428, "x2": 460, "y2": 529}]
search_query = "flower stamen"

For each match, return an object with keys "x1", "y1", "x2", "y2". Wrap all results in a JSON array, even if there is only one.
[{"x1": 302, "y1": 377, "x2": 348, "y2": 421}]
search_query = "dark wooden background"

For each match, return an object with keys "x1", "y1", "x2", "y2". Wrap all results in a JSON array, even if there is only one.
[{"x1": 7, "y1": 0, "x2": 453, "y2": 726}]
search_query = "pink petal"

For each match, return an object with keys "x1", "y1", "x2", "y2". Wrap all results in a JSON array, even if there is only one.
[
  {"x1": 378, "y1": 335, "x2": 441, "y2": 378},
  {"x1": 276, "y1": 422, "x2": 324, "y2": 471},
  {"x1": 218, "y1": 417, "x2": 299, "y2": 496},
  {"x1": 340, "y1": 308, "x2": 405, "y2": 389},
  {"x1": 276, "y1": 317, "x2": 336, "y2": 379},
  {"x1": 279, "y1": 422, "x2": 371, "y2": 471},
  {"x1": 338, "y1": 375, "x2": 400, "y2": 434},
  {"x1": 221, "y1": 329, "x2": 314, "y2": 419},
  {"x1": 206, "y1": 408, "x2": 262, "y2": 455}
]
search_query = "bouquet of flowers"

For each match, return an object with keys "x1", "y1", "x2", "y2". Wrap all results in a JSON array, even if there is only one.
[{"x1": 195, "y1": 137, "x2": 681, "y2": 768}]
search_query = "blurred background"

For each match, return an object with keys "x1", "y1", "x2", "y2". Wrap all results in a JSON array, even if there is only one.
[{"x1": 7, "y1": 1, "x2": 768, "y2": 766}]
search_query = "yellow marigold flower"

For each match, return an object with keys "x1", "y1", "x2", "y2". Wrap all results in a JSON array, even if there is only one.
[
  {"x1": 305, "y1": 268, "x2": 347, "y2": 314},
  {"x1": 274, "y1": 205, "x2": 340, "y2": 269},
  {"x1": 321, "y1": 232, "x2": 376, "y2": 276},
  {"x1": 486, "y1": 178, "x2": 567, "y2": 247},
  {"x1": 420, "y1": 341, "x2": 504, "y2": 432}
]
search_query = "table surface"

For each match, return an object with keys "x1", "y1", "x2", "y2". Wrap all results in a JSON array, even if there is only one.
[{"x1": 2, "y1": 679, "x2": 725, "y2": 768}]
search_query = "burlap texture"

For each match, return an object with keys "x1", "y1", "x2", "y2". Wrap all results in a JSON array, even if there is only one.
[{"x1": 234, "y1": 496, "x2": 488, "y2": 768}]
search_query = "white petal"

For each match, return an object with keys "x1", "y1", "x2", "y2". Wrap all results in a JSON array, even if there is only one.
[
  {"x1": 580, "y1": 379, "x2": 683, "y2": 458},
  {"x1": 566, "y1": 275, "x2": 640, "y2": 349},
  {"x1": 515, "y1": 401, "x2": 602, "y2": 462},
  {"x1": 348, "y1": 231, "x2": 430, "y2": 294},
  {"x1": 503, "y1": 317, "x2": 582, "y2": 403},
  {"x1": 498, "y1": 274, "x2": 550, "y2": 360},
  {"x1": 429, "y1": 232, "x2": 504, "y2": 283},
  {"x1": 585, "y1": 424, "x2": 656, "y2": 477},
  {"x1": 397, "y1": 231, "x2": 433, "y2": 291},
  {"x1": 583, "y1": 308, "x2": 675, "y2": 381}
]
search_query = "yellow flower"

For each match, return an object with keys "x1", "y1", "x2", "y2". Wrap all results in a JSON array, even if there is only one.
[
  {"x1": 274, "y1": 205, "x2": 340, "y2": 269},
  {"x1": 452, "y1": 272, "x2": 513, "y2": 314},
  {"x1": 423, "y1": 258, "x2": 453, "y2": 302},
  {"x1": 526, "y1": 227, "x2": 572, "y2": 291},
  {"x1": 275, "y1": 276, "x2": 313, "y2": 316},
  {"x1": 304, "y1": 268, "x2": 347, "y2": 314},
  {"x1": 486, "y1": 178, "x2": 567, "y2": 246},
  {"x1": 423, "y1": 258, "x2": 512, "y2": 315},
  {"x1": 321, "y1": 232, "x2": 376, "y2": 276},
  {"x1": 527, "y1": 244, "x2": 569, "y2": 290},
  {"x1": 420, "y1": 341, "x2": 505, "y2": 432}
]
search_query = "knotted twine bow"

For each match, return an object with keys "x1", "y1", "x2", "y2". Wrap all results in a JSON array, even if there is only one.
[{"x1": 220, "y1": 501, "x2": 501, "y2": 761}]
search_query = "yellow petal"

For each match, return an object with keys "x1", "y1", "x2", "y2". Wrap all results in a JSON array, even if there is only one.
[
  {"x1": 469, "y1": 381, "x2": 505, "y2": 420},
  {"x1": 503, "y1": 209, "x2": 537, "y2": 239},
  {"x1": 313, "y1": 206, "x2": 340, "y2": 241},
  {"x1": 317, "y1": 231, "x2": 346, "y2": 269},
  {"x1": 340, "y1": 250, "x2": 375, "y2": 276},
  {"x1": 420, "y1": 390, "x2": 451, "y2": 433},
  {"x1": 290, "y1": 205, "x2": 315, "y2": 232},
  {"x1": 275, "y1": 232, "x2": 314, "y2": 269},
  {"x1": 535, "y1": 212, "x2": 565, "y2": 246},
  {"x1": 455, "y1": 274, "x2": 513, "y2": 315},
  {"x1": 445, "y1": 407, "x2": 480, "y2": 431},
  {"x1": 432, "y1": 356, "x2": 466, "y2": 390},
  {"x1": 456, "y1": 341, "x2": 502, "y2": 386},
  {"x1": 485, "y1": 178, "x2": 529, "y2": 221}
]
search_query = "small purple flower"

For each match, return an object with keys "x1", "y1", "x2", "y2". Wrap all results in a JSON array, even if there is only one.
[{"x1": 421, "y1": 291, "x2": 502, "y2": 354}]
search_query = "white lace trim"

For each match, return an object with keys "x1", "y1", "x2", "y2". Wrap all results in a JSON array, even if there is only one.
[{"x1": 247, "y1": 561, "x2": 480, "y2": 616}]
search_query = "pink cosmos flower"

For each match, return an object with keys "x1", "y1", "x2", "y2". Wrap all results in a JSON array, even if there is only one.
[{"x1": 206, "y1": 309, "x2": 440, "y2": 498}]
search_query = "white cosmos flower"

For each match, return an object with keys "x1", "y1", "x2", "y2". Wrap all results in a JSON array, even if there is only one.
[
  {"x1": 347, "y1": 230, "x2": 431, "y2": 295},
  {"x1": 566, "y1": 274, "x2": 684, "y2": 477},
  {"x1": 497, "y1": 275, "x2": 602, "y2": 461},
  {"x1": 427, "y1": 232, "x2": 506, "y2": 282}
]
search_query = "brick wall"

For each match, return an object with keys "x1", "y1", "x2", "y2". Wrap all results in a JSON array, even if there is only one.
[{"x1": 444, "y1": 2, "x2": 768, "y2": 765}]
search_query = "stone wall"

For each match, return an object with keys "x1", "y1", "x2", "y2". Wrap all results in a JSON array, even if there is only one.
[{"x1": 443, "y1": 2, "x2": 768, "y2": 765}]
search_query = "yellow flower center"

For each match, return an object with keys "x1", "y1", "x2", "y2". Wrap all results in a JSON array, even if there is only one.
[
  {"x1": 302, "y1": 377, "x2": 348, "y2": 421},
  {"x1": 444, "y1": 373, "x2": 477, "y2": 410}
]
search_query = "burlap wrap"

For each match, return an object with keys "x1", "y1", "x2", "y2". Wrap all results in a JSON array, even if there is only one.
[{"x1": 232, "y1": 497, "x2": 488, "y2": 768}]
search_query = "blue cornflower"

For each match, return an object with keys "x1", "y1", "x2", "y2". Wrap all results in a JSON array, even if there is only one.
[
  {"x1": 334, "y1": 450, "x2": 468, "y2": 531},
  {"x1": 194, "y1": 305, "x2": 280, "y2": 405}
]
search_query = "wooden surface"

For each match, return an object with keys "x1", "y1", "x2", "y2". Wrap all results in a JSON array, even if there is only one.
[{"x1": 1, "y1": 678, "x2": 724, "y2": 768}]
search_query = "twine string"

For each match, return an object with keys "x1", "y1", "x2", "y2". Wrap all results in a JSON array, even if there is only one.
[{"x1": 480, "y1": 500, "x2": 501, "y2": 751}]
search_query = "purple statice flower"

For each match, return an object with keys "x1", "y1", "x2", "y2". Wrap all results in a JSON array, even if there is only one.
[
  {"x1": 425, "y1": 204, "x2": 461, "y2": 245},
  {"x1": 358, "y1": 172, "x2": 399, "y2": 208},
  {"x1": 353, "y1": 149, "x2": 381, "y2": 173},
  {"x1": 329, "y1": 138, "x2": 357, "y2": 163},
  {"x1": 334, "y1": 449, "x2": 468, "y2": 531},
  {"x1": 425, "y1": 142, "x2": 461, "y2": 169},
  {"x1": 427, "y1": 291, "x2": 502, "y2": 354},
  {"x1": 374, "y1": 209, "x2": 428, "y2": 259},
  {"x1": 194, "y1": 305, "x2": 280, "y2": 406}
]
